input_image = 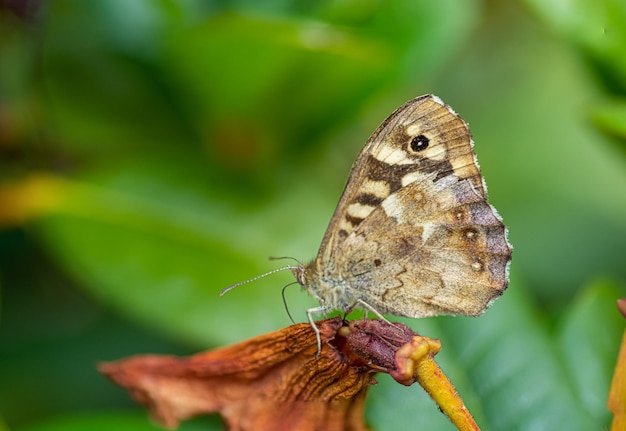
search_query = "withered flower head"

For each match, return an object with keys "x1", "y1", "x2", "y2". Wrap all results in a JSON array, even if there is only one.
[{"x1": 100, "y1": 318, "x2": 477, "y2": 431}]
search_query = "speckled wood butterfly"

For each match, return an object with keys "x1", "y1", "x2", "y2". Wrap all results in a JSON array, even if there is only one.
[{"x1": 225, "y1": 95, "x2": 512, "y2": 351}]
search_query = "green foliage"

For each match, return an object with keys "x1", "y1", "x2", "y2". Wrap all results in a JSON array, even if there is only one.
[{"x1": 1, "y1": 0, "x2": 625, "y2": 430}]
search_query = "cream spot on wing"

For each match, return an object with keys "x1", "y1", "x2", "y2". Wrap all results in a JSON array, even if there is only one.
[
  {"x1": 359, "y1": 178, "x2": 390, "y2": 198},
  {"x1": 420, "y1": 144, "x2": 447, "y2": 161},
  {"x1": 372, "y1": 145, "x2": 413, "y2": 165},
  {"x1": 401, "y1": 171, "x2": 424, "y2": 187},
  {"x1": 421, "y1": 223, "x2": 437, "y2": 243},
  {"x1": 471, "y1": 261, "x2": 483, "y2": 272},
  {"x1": 406, "y1": 124, "x2": 423, "y2": 136},
  {"x1": 381, "y1": 194, "x2": 404, "y2": 222},
  {"x1": 347, "y1": 202, "x2": 375, "y2": 219},
  {"x1": 449, "y1": 145, "x2": 479, "y2": 181},
  {"x1": 338, "y1": 218, "x2": 353, "y2": 232}
]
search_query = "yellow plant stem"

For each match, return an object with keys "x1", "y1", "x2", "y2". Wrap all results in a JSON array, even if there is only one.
[{"x1": 395, "y1": 336, "x2": 480, "y2": 431}]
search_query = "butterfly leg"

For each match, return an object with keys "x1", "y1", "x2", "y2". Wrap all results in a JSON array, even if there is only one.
[
  {"x1": 355, "y1": 299, "x2": 406, "y2": 335},
  {"x1": 356, "y1": 299, "x2": 392, "y2": 324},
  {"x1": 306, "y1": 305, "x2": 330, "y2": 356}
]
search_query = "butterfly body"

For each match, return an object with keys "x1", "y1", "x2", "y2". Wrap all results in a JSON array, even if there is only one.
[{"x1": 293, "y1": 95, "x2": 511, "y2": 326}]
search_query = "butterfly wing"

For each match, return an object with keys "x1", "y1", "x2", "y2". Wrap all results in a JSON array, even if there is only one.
[{"x1": 309, "y1": 95, "x2": 511, "y2": 317}]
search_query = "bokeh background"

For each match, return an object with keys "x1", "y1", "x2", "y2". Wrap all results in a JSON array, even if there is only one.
[{"x1": 1, "y1": 1, "x2": 626, "y2": 430}]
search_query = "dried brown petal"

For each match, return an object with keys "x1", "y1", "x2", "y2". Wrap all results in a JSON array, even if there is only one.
[
  {"x1": 100, "y1": 318, "x2": 478, "y2": 431},
  {"x1": 100, "y1": 318, "x2": 373, "y2": 431}
]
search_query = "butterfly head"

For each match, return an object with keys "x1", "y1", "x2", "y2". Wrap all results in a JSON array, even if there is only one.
[
  {"x1": 289, "y1": 264, "x2": 308, "y2": 287},
  {"x1": 290, "y1": 263, "x2": 328, "y2": 303}
]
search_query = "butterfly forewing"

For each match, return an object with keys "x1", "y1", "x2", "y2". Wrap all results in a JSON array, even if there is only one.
[{"x1": 317, "y1": 96, "x2": 482, "y2": 261}]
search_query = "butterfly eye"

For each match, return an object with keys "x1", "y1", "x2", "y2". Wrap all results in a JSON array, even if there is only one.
[
  {"x1": 409, "y1": 134, "x2": 430, "y2": 152},
  {"x1": 374, "y1": 259, "x2": 382, "y2": 267}
]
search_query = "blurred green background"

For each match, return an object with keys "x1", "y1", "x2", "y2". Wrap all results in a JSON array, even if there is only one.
[{"x1": 1, "y1": 1, "x2": 625, "y2": 430}]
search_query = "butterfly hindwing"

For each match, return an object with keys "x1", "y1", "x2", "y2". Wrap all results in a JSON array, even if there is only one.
[{"x1": 339, "y1": 174, "x2": 510, "y2": 317}]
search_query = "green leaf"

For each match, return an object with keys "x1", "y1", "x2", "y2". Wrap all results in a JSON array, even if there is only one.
[
  {"x1": 590, "y1": 98, "x2": 626, "y2": 145},
  {"x1": 522, "y1": 0, "x2": 626, "y2": 92},
  {"x1": 557, "y1": 279, "x2": 624, "y2": 424}
]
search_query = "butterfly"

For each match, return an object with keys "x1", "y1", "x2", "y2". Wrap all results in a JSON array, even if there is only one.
[{"x1": 224, "y1": 95, "x2": 512, "y2": 352}]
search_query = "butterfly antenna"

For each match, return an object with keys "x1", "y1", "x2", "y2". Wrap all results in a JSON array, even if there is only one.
[
  {"x1": 281, "y1": 281, "x2": 299, "y2": 324},
  {"x1": 220, "y1": 266, "x2": 298, "y2": 296},
  {"x1": 269, "y1": 256, "x2": 304, "y2": 266}
]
